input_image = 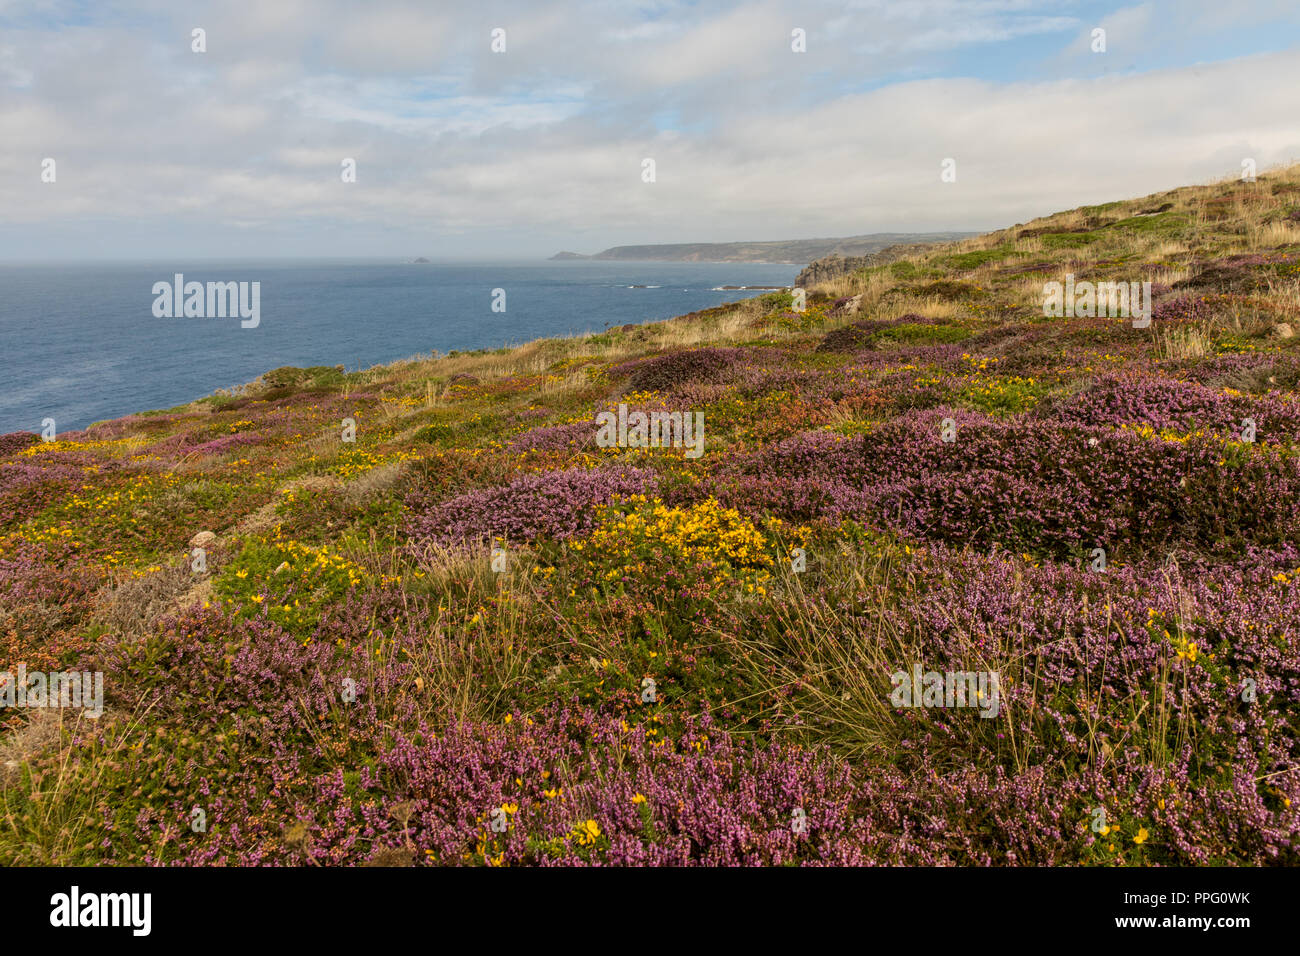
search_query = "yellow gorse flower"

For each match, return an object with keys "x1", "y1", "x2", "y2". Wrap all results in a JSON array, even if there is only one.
[
  {"x1": 571, "y1": 819, "x2": 602, "y2": 846},
  {"x1": 581, "y1": 497, "x2": 779, "y2": 591}
]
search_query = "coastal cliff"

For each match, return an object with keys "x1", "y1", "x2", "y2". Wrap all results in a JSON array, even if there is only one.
[
  {"x1": 794, "y1": 241, "x2": 950, "y2": 288},
  {"x1": 550, "y1": 232, "x2": 973, "y2": 264}
]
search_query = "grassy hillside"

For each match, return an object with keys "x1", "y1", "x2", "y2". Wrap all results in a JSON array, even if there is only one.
[{"x1": 4, "y1": 166, "x2": 1300, "y2": 865}]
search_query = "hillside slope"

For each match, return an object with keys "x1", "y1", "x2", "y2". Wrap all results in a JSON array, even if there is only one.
[{"x1": 4, "y1": 166, "x2": 1300, "y2": 866}]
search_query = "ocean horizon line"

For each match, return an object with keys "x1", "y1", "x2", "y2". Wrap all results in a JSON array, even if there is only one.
[{"x1": 0, "y1": 256, "x2": 814, "y2": 268}]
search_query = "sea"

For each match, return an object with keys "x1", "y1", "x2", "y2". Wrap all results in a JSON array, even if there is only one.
[{"x1": 0, "y1": 259, "x2": 799, "y2": 435}]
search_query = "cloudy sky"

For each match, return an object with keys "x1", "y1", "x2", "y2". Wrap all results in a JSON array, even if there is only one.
[{"x1": 2, "y1": 0, "x2": 1299, "y2": 259}]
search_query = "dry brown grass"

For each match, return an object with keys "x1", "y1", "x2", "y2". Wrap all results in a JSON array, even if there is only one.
[
  {"x1": 1149, "y1": 240, "x2": 1190, "y2": 260},
  {"x1": 340, "y1": 459, "x2": 410, "y2": 506},
  {"x1": 0, "y1": 709, "x2": 62, "y2": 788},
  {"x1": 1264, "y1": 278, "x2": 1300, "y2": 321},
  {"x1": 1250, "y1": 220, "x2": 1300, "y2": 250},
  {"x1": 817, "y1": 265, "x2": 894, "y2": 301},
  {"x1": 94, "y1": 559, "x2": 204, "y2": 643},
  {"x1": 1155, "y1": 325, "x2": 1213, "y2": 362}
]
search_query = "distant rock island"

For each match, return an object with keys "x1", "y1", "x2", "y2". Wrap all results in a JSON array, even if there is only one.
[{"x1": 548, "y1": 232, "x2": 976, "y2": 264}]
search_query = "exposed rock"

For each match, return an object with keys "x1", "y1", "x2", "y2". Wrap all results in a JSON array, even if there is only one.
[
  {"x1": 796, "y1": 254, "x2": 876, "y2": 289},
  {"x1": 1274, "y1": 323, "x2": 1294, "y2": 339},
  {"x1": 829, "y1": 294, "x2": 863, "y2": 317},
  {"x1": 189, "y1": 530, "x2": 217, "y2": 549},
  {"x1": 794, "y1": 242, "x2": 947, "y2": 289}
]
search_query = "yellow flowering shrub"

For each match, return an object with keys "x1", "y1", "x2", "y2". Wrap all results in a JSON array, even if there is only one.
[
  {"x1": 329, "y1": 447, "x2": 422, "y2": 479},
  {"x1": 572, "y1": 496, "x2": 778, "y2": 592},
  {"x1": 214, "y1": 536, "x2": 370, "y2": 631}
]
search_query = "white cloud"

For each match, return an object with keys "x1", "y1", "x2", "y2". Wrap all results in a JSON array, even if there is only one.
[{"x1": 0, "y1": 0, "x2": 1298, "y2": 257}]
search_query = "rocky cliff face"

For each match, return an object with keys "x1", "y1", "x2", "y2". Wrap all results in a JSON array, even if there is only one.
[{"x1": 795, "y1": 241, "x2": 945, "y2": 288}]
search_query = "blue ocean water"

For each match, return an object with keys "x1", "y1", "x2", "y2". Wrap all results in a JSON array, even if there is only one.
[{"x1": 0, "y1": 259, "x2": 798, "y2": 434}]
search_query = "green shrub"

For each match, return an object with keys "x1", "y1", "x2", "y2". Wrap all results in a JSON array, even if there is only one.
[
  {"x1": 875, "y1": 322, "x2": 970, "y2": 345},
  {"x1": 956, "y1": 375, "x2": 1046, "y2": 415},
  {"x1": 943, "y1": 245, "x2": 1016, "y2": 270},
  {"x1": 1042, "y1": 231, "x2": 1102, "y2": 249}
]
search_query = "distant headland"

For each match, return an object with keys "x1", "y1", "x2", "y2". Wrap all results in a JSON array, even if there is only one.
[{"x1": 548, "y1": 232, "x2": 976, "y2": 264}]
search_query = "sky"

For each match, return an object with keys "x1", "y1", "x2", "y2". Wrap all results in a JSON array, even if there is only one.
[{"x1": 2, "y1": 0, "x2": 1299, "y2": 260}]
